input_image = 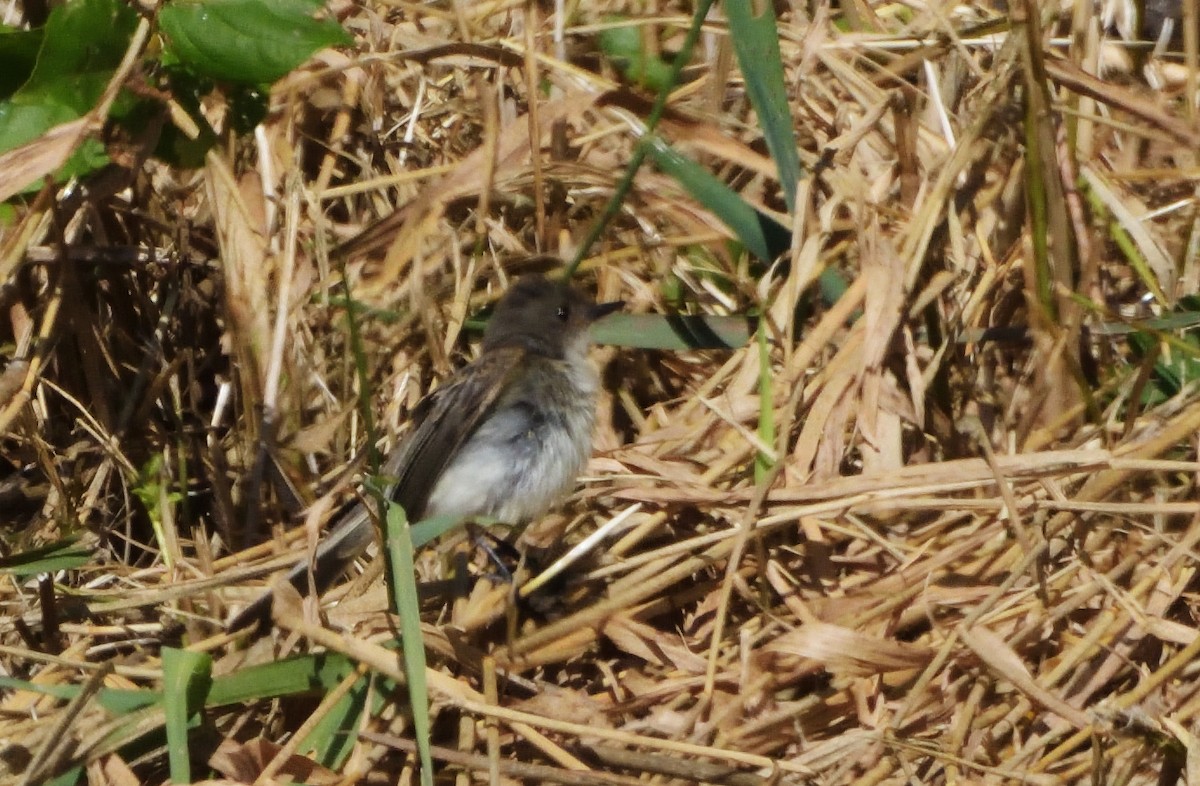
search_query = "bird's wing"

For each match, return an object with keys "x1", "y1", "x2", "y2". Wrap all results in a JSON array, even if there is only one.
[
  {"x1": 226, "y1": 345, "x2": 527, "y2": 633},
  {"x1": 381, "y1": 344, "x2": 527, "y2": 520}
]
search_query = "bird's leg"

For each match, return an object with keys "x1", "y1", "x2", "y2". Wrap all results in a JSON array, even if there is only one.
[
  {"x1": 463, "y1": 520, "x2": 523, "y2": 585},
  {"x1": 414, "y1": 524, "x2": 518, "y2": 608}
]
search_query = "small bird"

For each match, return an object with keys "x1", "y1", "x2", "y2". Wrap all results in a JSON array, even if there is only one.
[{"x1": 229, "y1": 273, "x2": 623, "y2": 631}]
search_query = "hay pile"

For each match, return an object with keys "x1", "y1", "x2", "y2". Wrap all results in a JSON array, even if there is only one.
[{"x1": 2, "y1": 2, "x2": 1200, "y2": 784}]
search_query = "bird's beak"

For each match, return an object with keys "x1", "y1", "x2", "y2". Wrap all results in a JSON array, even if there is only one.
[{"x1": 588, "y1": 300, "x2": 624, "y2": 322}]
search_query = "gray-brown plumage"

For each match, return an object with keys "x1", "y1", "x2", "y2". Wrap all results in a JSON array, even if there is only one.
[{"x1": 229, "y1": 274, "x2": 621, "y2": 631}]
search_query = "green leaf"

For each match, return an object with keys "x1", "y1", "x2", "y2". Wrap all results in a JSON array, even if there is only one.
[
  {"x1": 0, "y1": 26, "x2": 43, "y2": 99},
  {"x1": 0, "y1": 86, "x2": 100, "y2": 153},
  {"x1": 644, "y1": 134, "x2": 790, "y2": 261},
  {"x1": 161, "y1": 648, "x2": 212, "y2": 784},
  {"x1": 159, "y1": 0, "x2": 352, "y2": 84},
  {"x1": 384, "y1": 503, "x2": 433, "y2": 786},
  {"x1": 23, "y1": 0, "x2": 137, "y2": 89},
  {"x1": 0, "y1": 536, "x2": 92, "y2": 577},
  {"x1": 725, "y1": 0, "x2": 801, "y2": 213},
  {"x1": 0, "y1": 0, "x2": 136, "y2": 189}
]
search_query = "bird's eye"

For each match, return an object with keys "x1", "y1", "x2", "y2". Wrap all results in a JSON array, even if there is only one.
[{"x1": 556, "y1": 305, "x2": 569, "y2": 321}]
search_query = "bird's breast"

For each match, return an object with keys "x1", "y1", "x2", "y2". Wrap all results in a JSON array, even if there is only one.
[{"x1": 423, "y1": 358, "x2": 598, "y2": 523}]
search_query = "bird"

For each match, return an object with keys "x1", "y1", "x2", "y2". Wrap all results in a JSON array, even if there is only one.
[{"x1": 228, "y1": 272, "x2": 623, "y2": 631}]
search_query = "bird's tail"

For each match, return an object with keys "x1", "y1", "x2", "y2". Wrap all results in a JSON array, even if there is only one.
[{"x1": 225, "y1": 499, "x2": 377, "y2": 634}]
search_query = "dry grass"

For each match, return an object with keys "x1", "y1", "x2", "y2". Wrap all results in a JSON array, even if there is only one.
[{"x1": 3, "y1": 1, "x2": 1200, "y2": 784}]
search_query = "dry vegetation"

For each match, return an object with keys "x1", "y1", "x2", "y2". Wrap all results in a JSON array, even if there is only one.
[{"x1": 3, "y1": 0, "x2": 1200, "y2": 784}]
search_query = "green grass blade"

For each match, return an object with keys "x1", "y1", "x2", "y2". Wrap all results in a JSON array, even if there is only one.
[
  {"x1": 384, "y1": 502, "x2": 433, "y2": 786},
  {"x1": 1090, "y1": 311, "x2": 1200, "y2": 336},
  {"x1": 567, "y1": 0, "x2": 717, "y2": 276},
  {"x1": 725, "y1": 0, "x2": 801, "y2": 214},
  {"x1": 298, "y1": 676, "x2": 371, "y2": 766},
  {"x1": 0, "y1": 675, "x2": 159, "y2": 715},
  {"x1": 590, "y1": 312, "x2": 754, "y2": 349},
  {"x1": 469, "y1": 312, "x2": 754, "y2": 350},
  {"x1": 409, "y1": 513, "x2": 472, "y2": 548},
  {"x1": 755, "y1": 314, "x2": 775, "y2": 481},
  {"x1": 1079, "y1": 170, "x2": 1169, "y2": 306},
  {"x1": 43, "y1": 766, "x2": 83, "y2": 786},
  {"x1": 207, "y1": 652, "x2": 360, "y2": 704},
  {"x1": 339, "y1": 264, "x2": 381, "y2": 469},
  {"x1": 644, "y1": 134, "x2": 790, "y2": 261},
  {"x1": 0, "y1": 536, "x2": 91, "y2": 576},
  {"x1": 1022, "y1": 97, "x2": 1053, "y2": 315},
  {"x1": 818, "y1": 267, "x2": 851, "y2": 307},
  {"x1": 161, "y1": 647, "x2": 212, "y2": 784}
]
